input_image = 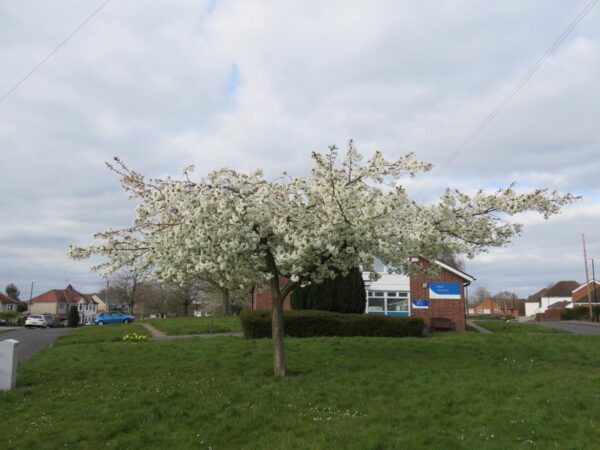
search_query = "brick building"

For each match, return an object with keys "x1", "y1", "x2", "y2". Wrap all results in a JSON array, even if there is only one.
[{"x1": 252, "y1": 258, "x2": 474, "y2": 332}]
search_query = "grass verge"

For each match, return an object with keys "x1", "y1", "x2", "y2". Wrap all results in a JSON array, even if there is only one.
[
  {"x1": 472, "y1": 319, "x2": 566, "y2": 334},
  {"x1": 1, "y1": 328, "x2": 599, "y2": 449},
  {"x1": 140, "y1": 316, "x2": 242, "y2": 335}
]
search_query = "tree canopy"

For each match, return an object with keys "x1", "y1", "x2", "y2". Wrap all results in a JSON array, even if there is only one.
[{"x1": 70, "y1": 142, "x2": 576, "y2": 376}]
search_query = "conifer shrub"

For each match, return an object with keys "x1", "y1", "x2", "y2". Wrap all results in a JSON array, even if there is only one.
[
  {"x1": 290, "y1": 267, "x2": 366, "y2": 313},
  {"x1": 68, "y1": 305, "x2": 80, "y2": 328}
]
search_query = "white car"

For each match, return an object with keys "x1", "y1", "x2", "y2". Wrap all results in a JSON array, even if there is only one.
[
  {"x1": 43, "y1": 315, "x2": 55, "y2": 328},
  {"x1": 25, "y1": 314, "x2": 47, "y2": 328}
]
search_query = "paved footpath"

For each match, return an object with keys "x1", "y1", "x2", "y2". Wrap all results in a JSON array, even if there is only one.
[
  {"x1": 0, "y1": 328, "x2": 71, "y2": 362},
  {"x1": 140, "y1": 322, "x2": 243, "y2": 340},
  {"x1": 533, "y1": 320, "x2": 600, "y2": 335},
  {"x1": 466, "y1": 320, "x2": 492, "y2": 334}
]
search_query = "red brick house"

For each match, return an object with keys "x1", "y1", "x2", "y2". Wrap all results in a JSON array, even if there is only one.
[
  {"x1": 471, "y1": 298, "x2": 501, "y2": 315},
  {"x1": 571, "y1": 280, "x2": 600, "y2": 307},
  {"x1": 252, "y1": 258, "x2": 475, "y2": 332}
]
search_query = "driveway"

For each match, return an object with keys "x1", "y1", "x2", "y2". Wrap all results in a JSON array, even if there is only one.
[
  {"x1": 534, "y1": 321, "x2": 600, "y2": 336},
  {"x1": 0, "y1": 328, "x2": 71, "y2": 362}
]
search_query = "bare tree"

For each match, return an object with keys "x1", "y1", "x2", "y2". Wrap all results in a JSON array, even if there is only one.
[{"x1": 472, "y1": 286, "x2": 492, "y2": 305}]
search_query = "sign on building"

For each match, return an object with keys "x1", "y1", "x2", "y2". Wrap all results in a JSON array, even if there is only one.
[
  {"x1": 429, "y1": 282, "x2": 461, "y2": 299},
  {"x1": 411, "y1": 299, "x2": 429, "y2": 309}
]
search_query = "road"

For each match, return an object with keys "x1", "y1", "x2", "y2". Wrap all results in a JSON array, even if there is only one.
[
  {"x1": 534, "y1": 321, "x2": 600, "y2": 336},
  {"x1": 0, "y1": 327, "x2": 71, "y2": 362}
]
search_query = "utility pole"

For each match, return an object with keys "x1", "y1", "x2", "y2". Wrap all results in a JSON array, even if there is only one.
[
  {"x1": 591, "y1": 258, "x2": 597, "y2": 305},
  {"x1": 582, "y1": 234, "x2": 594, "y2": 321},
  {"x1": 28, "y1": 280, "x2": 34, "y2": 314}
]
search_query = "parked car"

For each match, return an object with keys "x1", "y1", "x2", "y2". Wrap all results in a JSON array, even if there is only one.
[
  {"x1": 25, "y1": 314, "x2": 47, "y2": 328},
  {"x1": 94, "y1": 312, "x2": 135, "y2": 325},
  {"x1": 43, "y1": 314, "x2": 55, "y2": 328},
  {"x1": 0, "y1": 318, "x2": 6, "y2": 326}
]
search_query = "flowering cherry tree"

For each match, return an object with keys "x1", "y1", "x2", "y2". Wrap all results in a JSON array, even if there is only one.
[{"x1": 70, "y1": 142, "x2": 576, "y2": 376}]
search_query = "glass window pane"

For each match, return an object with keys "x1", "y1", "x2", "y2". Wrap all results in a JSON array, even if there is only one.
[
  {"x1": 387, "y1": 299, "x2": 408, "y2": 312},
  {"x1": 368, "y1": 298, "x2": 385, "y2": 312},
  {"x1": 387, "y1": 292, "x2": 397, "y2": 297},
  {"x1": 374, "y1": 292, "x2": 384, "y2": 297}
]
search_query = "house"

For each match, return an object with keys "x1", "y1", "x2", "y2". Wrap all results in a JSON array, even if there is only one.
[
  {"x1": 0, "y1": 293, "x2": 21, "y2": 312},
  {"x1": 471, "y1": 298, "x2": 501, "y2": 315},
  {"x1": 526, "y1": 281, "x2": 580, "y2": 315},
  {"x1": 540, "y1": 281, "x2": 580, "y2": 311},
  {"x1": 571, "y1": 280, "x2": 600, "y2": 308},
  {"x1": 252, "y1": 258, "x2": 475, "y2": 332},
  {"x1": 29, "y1": 285, "x2": 99, "y2": 324}
]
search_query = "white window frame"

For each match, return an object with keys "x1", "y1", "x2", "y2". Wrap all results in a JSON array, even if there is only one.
[{"x1": 366, "y1": 290, "x2": 411, "y2": 316}]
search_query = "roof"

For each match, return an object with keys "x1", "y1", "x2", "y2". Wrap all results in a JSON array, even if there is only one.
[
  {"x1": 0, "y1": 292, "x2": 20, "y2": 304},
  {"x1": 473, "y1": 297, "x2": 499, "y2": 307},
  {"x1": 547, "y1": 300, "x2": 571, "y2": 309},
  {"x1": 30, "y1": 285, "x2": 86, "y2": 304},
  {"x1": 572, "y1": 281, "x2": 600, "y2": 302},
  {"x1": 527, "y1": 288, "x2": 547, "y2": 302},
  {"x1": 572, "y1": 280, "x2": 600, "y2": 294},
  {"x1": 433, "y1": 260, "x2": 476, "y2": 282},
  {"x1": 543, "y1": 281, "x2": 581, "y2": 298}
]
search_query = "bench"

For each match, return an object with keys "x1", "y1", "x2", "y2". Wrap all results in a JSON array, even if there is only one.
[{"x1": 430, "y1": 317, "x2": 456, "y2": 332}]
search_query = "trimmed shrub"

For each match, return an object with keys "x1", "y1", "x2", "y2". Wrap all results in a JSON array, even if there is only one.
[
  {"x1": 290, "y1": 267, "x2": 366, "y2": 313},
  {"x1": 240, "y1": 309, "x2": 424, "y2": 339},
  {"x1": 68, "y1": 305, "x2": 80, "y2": 328}
]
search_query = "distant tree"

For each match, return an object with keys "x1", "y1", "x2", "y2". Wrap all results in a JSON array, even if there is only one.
[
  {"x1": 108, "y1": 269, "x2": 148, "y2": 314},
  {"x1": 494, "y1": 290, "x2": 518, "y2": 312},
  {"x1": 291, "y1": 267, "x2": 366, "y2": 313},
  {"x1": 471, "y1": 286, "x2": 492, "y2": 305},
  {"x1": 67, "y1": 305, "x2": 80, "y2": 327},
  {"x1": 5, "y1": 283, "x2": 20, "y2": 300}
]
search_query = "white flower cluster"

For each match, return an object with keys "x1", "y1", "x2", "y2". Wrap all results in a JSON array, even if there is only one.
[{"x1": 70, "y1": 142, "x2": 576, "y2": 300}]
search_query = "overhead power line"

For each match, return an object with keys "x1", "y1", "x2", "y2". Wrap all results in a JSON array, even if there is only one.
[
  {"x1": 417, "y1": 0, "x2": 599, "y2": 195},
  {"x1": 0, "y1": 0, "x2": 111, "y2": 105}
]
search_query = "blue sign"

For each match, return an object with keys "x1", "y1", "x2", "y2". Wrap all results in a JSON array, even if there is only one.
[
  {"x1": 429, "y1": 282, "x2": 461, "y2": 299},
  {"x1": 412, "y1": 299, "x2": 429, "y2": 309}
]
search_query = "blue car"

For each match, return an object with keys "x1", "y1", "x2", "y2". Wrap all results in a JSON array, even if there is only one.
[{"x1": 95, "y1": 312, "x2": 135, "y2": 325}]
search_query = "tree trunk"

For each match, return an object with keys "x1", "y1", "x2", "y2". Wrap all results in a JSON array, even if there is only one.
[
  {"x1": 270, "y1": 276, "x2": 286, "y2": 377},
  {"x1": 222, "y1": 288, "x2": 231, "y2": 316},
  {"x1": 183, "y1": 302, "x2": 188, "y2": 317}
]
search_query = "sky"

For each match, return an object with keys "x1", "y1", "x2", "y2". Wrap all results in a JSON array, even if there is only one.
[{"x1": 1, "y1": 0, "x2": 599, "y2": 299}]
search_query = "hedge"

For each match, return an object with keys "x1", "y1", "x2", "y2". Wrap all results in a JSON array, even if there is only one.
[
  {"x1": 240, "y1": 309, "x2": 425, "y2": 339},
  {"x1": 561, "y1": 306, "x2": 600, "y2": 321}
]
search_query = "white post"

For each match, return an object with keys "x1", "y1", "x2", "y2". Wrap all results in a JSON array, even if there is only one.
[{"x1": 0, "y1": 339, "x2": 19, "y2": 391}]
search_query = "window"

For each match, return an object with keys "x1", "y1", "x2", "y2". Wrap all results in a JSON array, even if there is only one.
[
  {"x1": 366, "y1": 291, "x2": 410, "y2": 316},
  {"x1": 367, "y1": 298, "x2": 385, "y2": 312}
]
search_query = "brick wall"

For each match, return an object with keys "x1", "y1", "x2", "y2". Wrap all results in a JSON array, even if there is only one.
[
  {"x1": 410, "y1": 260, "x2": 467, "y2": 332},
  {"x1": 252, "y1": 281, "x2": 292, "y2": 311}
]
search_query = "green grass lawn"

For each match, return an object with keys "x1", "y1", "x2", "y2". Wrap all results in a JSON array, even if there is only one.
[
  {"x1": 472, "y1": 319, "x2": 566, "y2": 334},
  {"x1": 1, "y1": 328, "x2": 599, "y2": 449},
  {"x1": 55, "y1": 324, "x2": 150, "y2": 346},
  {"x1": 140, "y1": 316, "x2": 242, "y2": 335}
]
